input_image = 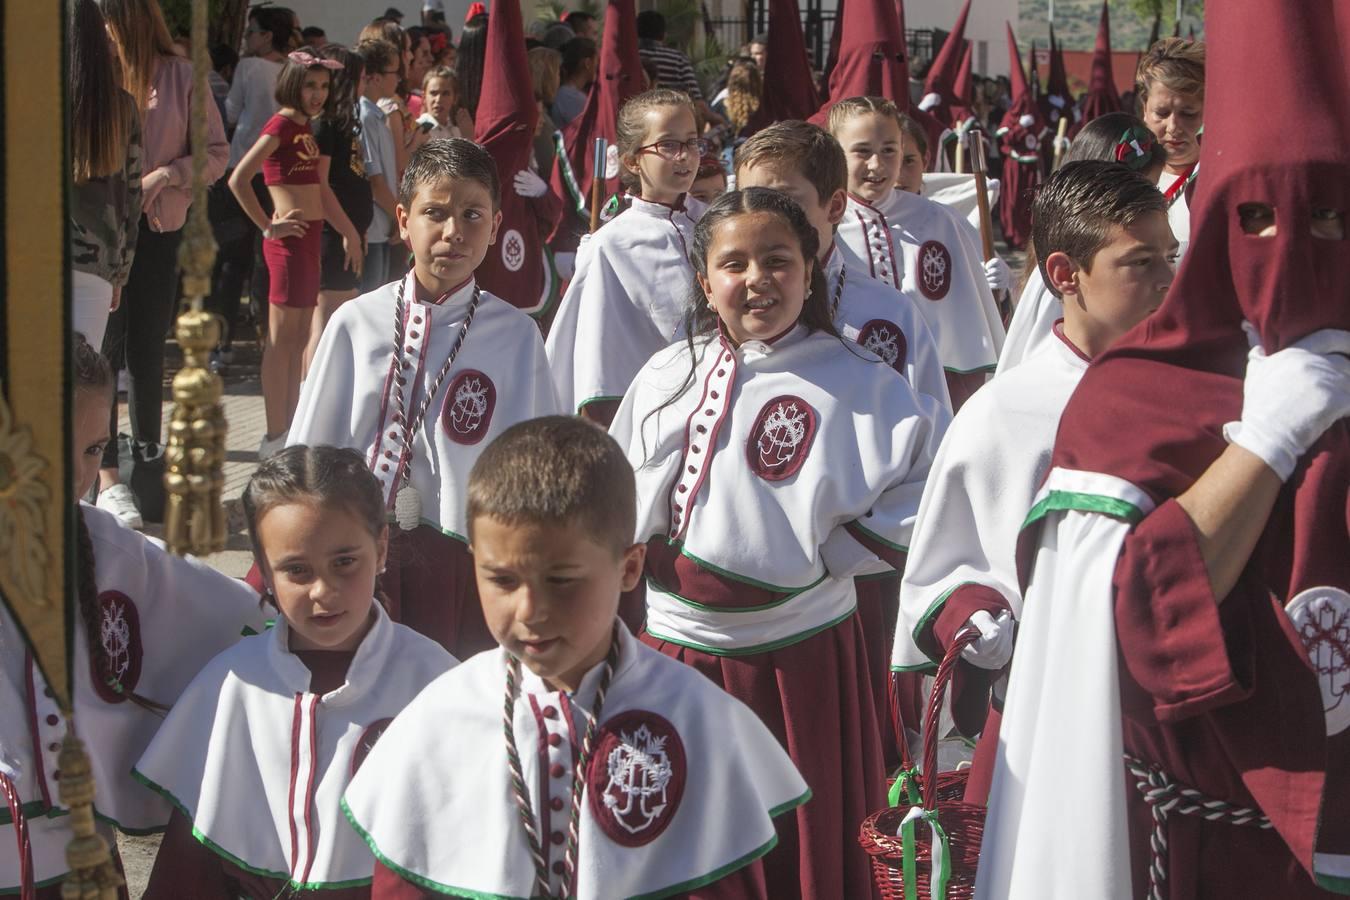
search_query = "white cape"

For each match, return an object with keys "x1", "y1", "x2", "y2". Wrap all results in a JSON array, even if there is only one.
[
  {"x1": 135, "y1": 604, "x2": 453, "y2": 888},
  {"x1": 343, "y1": 626, "x2": 808, "y2": 899},
  {"x1": 995, "y1": 267, "x2": 1060, "y2": 376}
]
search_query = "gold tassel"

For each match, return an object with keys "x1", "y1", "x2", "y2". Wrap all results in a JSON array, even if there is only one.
[
  {"x1": 164, "y1": 0, "x2": 225, "y2": 556},
  {"x1": 58, "y1": 733, "x2": 122, "y2": 899}
]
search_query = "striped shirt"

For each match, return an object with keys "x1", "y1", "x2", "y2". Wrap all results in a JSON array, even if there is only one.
[{"x1": 638, "y1": 39, "x2": 704, "y2": 100}]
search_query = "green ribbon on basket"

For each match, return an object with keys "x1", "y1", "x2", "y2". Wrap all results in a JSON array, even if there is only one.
[
  {"x1": 899, "y1": 805, "x2": 952, "y2": 900},
  {"x1": 888, "y1": 766, "x2": 923, "y2": 808}
]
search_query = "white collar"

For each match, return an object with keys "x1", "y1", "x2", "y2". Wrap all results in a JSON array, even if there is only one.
[
  {"x1": 402, "y1": 271, "x2": 478, "y2": 310},
  {"x1": 721, "y1": 323, "x2": 809, "y2": 362},
  {"x1": 516, "y1": 623, "x2": 639, "y2": 707},
  {"x1": 266, "y1": 601, "x2": 395, "y2": 706},
  {"x1": 628, "y1": 194, "x2": 688, "y2": 218}
]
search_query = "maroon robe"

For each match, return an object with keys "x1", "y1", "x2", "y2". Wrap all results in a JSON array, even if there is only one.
[
  {"x1": 1037, "y1": 0, "x2": 1350, "y2": 890},
  {"x1": 996, "y1": 24, "x2": 1046, "y2": 250}
]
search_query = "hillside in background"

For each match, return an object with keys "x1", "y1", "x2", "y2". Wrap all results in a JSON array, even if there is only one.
[{"x1": 1017, "y1": 0, "x2": 1205, "y2": 51}]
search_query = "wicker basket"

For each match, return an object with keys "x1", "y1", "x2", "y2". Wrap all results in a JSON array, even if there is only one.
[{"x1": 862, "y1": 628, "x2": 987, "y2": 899}]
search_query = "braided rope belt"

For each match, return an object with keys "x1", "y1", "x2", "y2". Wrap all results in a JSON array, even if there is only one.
[{"x1": 1125, "y1": 755, "x2": 1273, "y2": 900}]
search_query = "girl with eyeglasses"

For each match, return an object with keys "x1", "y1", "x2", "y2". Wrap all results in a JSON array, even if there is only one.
[{"x1": 545, "y1": 88, "x2": 710, "y2": 428}]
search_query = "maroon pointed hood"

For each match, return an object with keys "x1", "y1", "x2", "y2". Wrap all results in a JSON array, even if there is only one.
[
  {"x1": 810, "y1": 0, "x2": 947, "y2": 167},
  {"x1": 1070, "y1": 1, "x2": 1121, "y2": 136},
  {"x1": 548, "y1": 0, "x2": 643, "y2": 225},
  {"x1": 997, "y1": 21, "x2": 1047, "y2": 248},
  {"x1": 1040, "y1": 24, "x2": 1073, "y2": 127},
  {"x1": 1054, "y1": 0, "x2": 1350, "y2": 495},
  {"x1": 473, "y1": 0, "x2": 545, "y2": 310},
  {"x1": 748, "y1": 0, "x2": 820, "y2": 129},
  {"x1": 948, "y1": 41, "x2": 975, "y2": 126},
  {"x1": 813, "y1": 0, "x2": 908, "y2": 111},
  {"x1": 921, "y1": 0, "x2": 971, "y2": 126}
]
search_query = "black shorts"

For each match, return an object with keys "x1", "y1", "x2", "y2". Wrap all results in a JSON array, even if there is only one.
[{"x1": 320, "y1": 226, "x2": 362, "y2": 292}]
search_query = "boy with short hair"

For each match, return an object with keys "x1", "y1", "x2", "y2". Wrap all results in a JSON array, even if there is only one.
[
  {"x1": 356, "y1": 38, "x2": 403, "y2": 292},
  {"x1": 288, "y1": 139, "x2": 560, "y2": 660},
  {"x1": 891, "y1": 160, "x2": 1176, "y2": 801},
  {"x1": 344, "y1": 416, "x2": 808, "y2": 899},
  {"x1": 829, "y1": 96, "x2": 1008, "y2": 409}
]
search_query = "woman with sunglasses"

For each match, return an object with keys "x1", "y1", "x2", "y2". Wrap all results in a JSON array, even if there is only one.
[{"x1": 545, "y1": 88, "x2": 710, "y2": 428}]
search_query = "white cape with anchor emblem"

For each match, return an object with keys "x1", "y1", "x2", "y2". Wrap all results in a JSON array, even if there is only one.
[
  {"x1": 133, "y1": 604, "x2": 453, "y2": 889},
  {"x1": 610, "y1": 327, "x2": 946, "y2": 653},
  {"x1": 837, "y1": 187, "x2": 1005, "y2": 377},
  {"x1": 342, "y1": 626, "x2": 809, "y2": 899},
  {"x1": 826, "y1": 242, "x2": 952, "y2": 414},
  {"x1": 290, "y1": 274, "x2": 560, "y2": 542},
  {"x1": 1, "y1": 504, "x2": 264, "y2": 890},
  {"x1": 544, "y1": 194, "x2": 707, "y2": 415}
]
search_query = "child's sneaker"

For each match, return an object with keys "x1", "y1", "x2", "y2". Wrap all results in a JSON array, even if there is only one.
[{"x1": 96, "y1": 482, "x2": 143, "y2": 530}]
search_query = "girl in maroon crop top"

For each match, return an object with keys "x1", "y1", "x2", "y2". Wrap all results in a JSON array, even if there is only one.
[
  {"x1": 228, "y1": 51, "x2": 364, "y2": 456},
  {"x1": 228, "y1": 50, "x2": 364, "y2": 458}
]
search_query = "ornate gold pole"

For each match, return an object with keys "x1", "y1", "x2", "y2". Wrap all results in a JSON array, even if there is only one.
[{"x1": 164, "y1": 0, "x2": 227, "y2": 556}]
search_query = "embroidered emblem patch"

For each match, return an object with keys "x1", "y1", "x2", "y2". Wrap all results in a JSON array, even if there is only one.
[
  {"x1": 501, "y1": 228, "x2": 525, "y2": 273},
  {"x1": 587, "y1": 710, "x2": 686, "y2": 847},
  {"x1": 747, "y1": 395, "x2": 818, "y2": 481},
  {"x1": 351, "y1": 717, "x2": 394, "y2": 775},
  {"x1": 917, "y1": 240, "x2": 952, "y2": 301},
  {"x1": 1285, "y1": 586, "x2": 1350, "y2": 736},
  {"x1": 1025, "y1": 133, "x2": 1039, "y2": 151},
  {"x1": 441, "y1": 369, "x2": 496, "y2": 444},
  {"x1": 92, "y1": 591, "x2": 142, "y2": 704},
  {"x1": 856, "y1": 319, "x2": 908, "y2": 373}
]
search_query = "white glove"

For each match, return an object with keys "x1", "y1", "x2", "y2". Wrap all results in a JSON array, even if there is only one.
[
  {"x1": 604, "y1": 144, "x2": 620, "y2": 180},
  {"x1": 1054, "y1": 135, "x2": 1072, "y2": 154},
  {"x1": 984, "y1": 256, "x2": 1011, "y2": 295},
  {"x1": 1223, "y1": 328, "x2": 1350, "y2": 481},
  {"x1": 918, "y1": 92, "x2": 942, "y2": 112},
  {"x1": 513, "y1": 169, "x2": 547, "y2": 198},
  {"x1": 960, "y1": 609, "x2": 1014, "y2": 670}
]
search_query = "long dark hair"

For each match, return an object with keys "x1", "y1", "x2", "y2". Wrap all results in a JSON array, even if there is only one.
[
  {"x1": 639, "y1": 188, "x2": 837, "y2": 456},
  {"x1": 456, "y1": 13, "x2": 489, "y2": 117},
  {"x1": 71, "y1": 0, "x2": 133, "y2": 182},
  {"x1": 318, "y1": 43, "x2": 363, "y2": 133}
]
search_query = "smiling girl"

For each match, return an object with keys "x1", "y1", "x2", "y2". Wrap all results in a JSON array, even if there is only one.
[
  {"x1": 545, "y1": 89, "x2": 710, "y2": 427},
  {"x1": 609, "y1": 188, "x2": 945, "y2": 899},
  {"x1": 230, "y1": 52, "x2": 363, "y2": 459},
  {"x1": 135, "y1": 446, "x2": 454, "y2": 898}
]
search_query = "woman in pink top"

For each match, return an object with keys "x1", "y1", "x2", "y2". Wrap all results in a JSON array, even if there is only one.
[
  {"x1": 96, "y1": 0, "x2": 227, "y2": 530},
  {"x1": 229, "y1": 53, "x2": 361, "y2": 459}
]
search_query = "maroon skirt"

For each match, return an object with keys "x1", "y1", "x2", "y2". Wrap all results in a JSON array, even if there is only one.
[{"x1": 641, "y1": 614, "x2": 885, "y2": 900}]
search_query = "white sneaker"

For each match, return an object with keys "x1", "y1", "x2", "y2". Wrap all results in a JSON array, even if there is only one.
[
  {"x1": 258, "y1": 432, "x2": 288, "y2": 460},
  {"x1": 96, "y1": 483, "x2": 143, "y2": 530}
]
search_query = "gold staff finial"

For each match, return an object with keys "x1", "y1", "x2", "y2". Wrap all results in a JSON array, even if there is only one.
[{"x1": 164, "y1": 0, "x2": 227, "y2": 556}]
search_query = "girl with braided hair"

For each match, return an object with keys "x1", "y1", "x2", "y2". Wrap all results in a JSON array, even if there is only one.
[
  {"x1": 136, "y1": 445, "x2": 454, "y2": 897},
  {"x1": 1, "y1": 335, "x2": 263, "y2": 896}
]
